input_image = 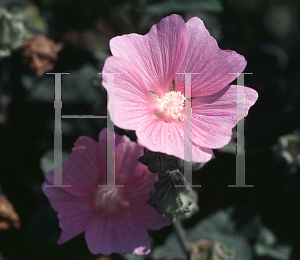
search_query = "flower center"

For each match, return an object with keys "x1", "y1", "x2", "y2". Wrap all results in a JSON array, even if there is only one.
[
  {"x1": 93, "y1": 187, "x2": 126, "y2": 213},
  {"x1": 154, "y1": 91, "x2": 185, "y2": 122}
]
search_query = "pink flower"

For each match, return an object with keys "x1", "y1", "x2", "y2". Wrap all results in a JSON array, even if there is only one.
[
  {"x1": 42, "y1": 128, "x2": 169, "y2": 255},
  {"x1": 102, "y1": 14, "x2": 258, "y2": 162}
]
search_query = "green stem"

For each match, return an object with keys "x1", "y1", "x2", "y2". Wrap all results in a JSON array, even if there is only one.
[{"x1": 172, "y1": 218, "x2": 193, "y2": 259}]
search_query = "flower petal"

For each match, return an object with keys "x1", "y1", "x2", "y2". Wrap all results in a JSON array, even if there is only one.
[
  {"x1": 127, "y1": 201, "x2": 170, "y2": 230},
  {"x1": 136, "y1": 116, "x2": 184, "y2": 155},
  {"x1": 102, "y1": 56, "x2": 153, "y2": 130},
  {"x1": 136, "y1": 116, "x2": 212, "y2": 162},
  {"x1": 175, "y1": 17, "x2": 247, "y2": 96},
  {"x1": 85, "y1": 214, "x2": 151, "y2": 255},
  {"x1": 123, "y1": 165, "x2": 157, "y2": 201},
  {"x1": 98, "y1": 127, "x2": 152, "y2": 187},
  {"x1": 42, "y1": 183, "x2": 95, "y2": 244},
  {"x1": 109, "y1": 14, "x2": 189, "y2": 96},
  {"x1": 44, "y1": 136, "x2": 105, "y2": 196},
  {"x1": 190, "y1": 85, "x2": 258, "y2": 148}
]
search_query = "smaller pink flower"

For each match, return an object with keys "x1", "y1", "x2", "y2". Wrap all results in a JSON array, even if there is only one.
[{"x1": 42, "y1": 128, "x2": 169, "y2": 255}]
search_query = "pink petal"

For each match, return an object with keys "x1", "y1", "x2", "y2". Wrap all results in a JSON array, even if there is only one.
[
  {"x1": 85, "y1": 214, "x2": 151, "y2": 255},
  {"x1": 123, "y1": 165, "x2": 157, "y2": 201},
  {"x1": 98, "y1": 127, "x2": 136, "y2": 156},
  {"x1": 42, "y1": 182, "x2": 95, "y2": 244},
  {"x1": 175, "y1": 17, "x2": 247, "y2": 96},
  {"x1": 136, "y1": 116, "x2": 212, "y2": 162},
  {"x1": 98, "y1": 127, "x2": 157, "y2": 202},
  {"x1": 44, "y1": 136, "x2": 105, "y2": 196},
  {"x1": 102, "y1": 56, "x2": 154, "y2": 130},
  {"x1": 136, "y1": 116, "x2": 184, "y2": 156},
  {"x1": 98, "y1": 127, "x2": 151, "y2": 187},
  {"x1": 109, "y1": 14, "x2": 189, "y2": 96},
  {"x1": 115, "y1": 142, "x2": 149, "y2": 186},
  {"x1": 190, "y1": 85, "x2": 258, "y2": 148},
  {"x1": 126, "y1": 201, "x2": 170, "y2": 230}
]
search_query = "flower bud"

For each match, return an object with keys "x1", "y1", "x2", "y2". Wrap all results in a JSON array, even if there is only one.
[
  {"x1": 146, "y1": 169, "x2": 193, "y2": 219},
  {"x1": 138, "y1": 148, "x2": 181, "y2": 174}
]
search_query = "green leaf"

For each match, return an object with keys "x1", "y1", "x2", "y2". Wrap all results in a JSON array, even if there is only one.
[
  {"x1": 123, "y1": 254, "x2": 145, "y2": 260},
  {"x1": 254, "y1": 227, "x2": 292, "y2": 260},
  {"x1": 151, "y1": 207, "x2": 252, "y2": 260},
  {"x1": 0, "y1": 7, "x2": 29, "y2": 57},
  {"x1": 40, "y1": 149, "x2": 70, "y2": 175},
  {"x1": 22, "y1": 63, "x2": 102, "y2": 105}
]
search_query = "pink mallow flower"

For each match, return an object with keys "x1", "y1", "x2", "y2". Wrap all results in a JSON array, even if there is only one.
[
  {"x1": 42, "y1": 128, "x2": 169, "y2": 255},
  {"x1": 102, "y1": 14, "x2": 258, "y2": 162}
]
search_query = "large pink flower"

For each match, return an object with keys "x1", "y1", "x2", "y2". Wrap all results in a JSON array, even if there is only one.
[
  {"x1": 102, "y1": 14, "x2": 258, "y2": 162},
  {"x1": 42, "y1": 128, "x2": 169, "y2": 255}
]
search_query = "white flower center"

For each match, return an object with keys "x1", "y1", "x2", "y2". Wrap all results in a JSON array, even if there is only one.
[{"x1": 154, "y1": 91, "x2": 185, "y2": 122}]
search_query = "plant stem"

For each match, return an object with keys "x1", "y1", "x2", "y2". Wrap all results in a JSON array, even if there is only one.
[{"x1": 172, "y1": 218, "x2": 193, "y2": 259}]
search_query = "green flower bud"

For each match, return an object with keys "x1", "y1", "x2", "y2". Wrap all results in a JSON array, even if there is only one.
[{"x1": 146, "y1": 169, "x2": 193, "y2": 219}]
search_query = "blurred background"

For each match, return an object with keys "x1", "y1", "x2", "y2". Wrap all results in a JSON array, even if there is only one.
[{"x1": 0, "y1": 0, "x2": 300, "y2": 259}]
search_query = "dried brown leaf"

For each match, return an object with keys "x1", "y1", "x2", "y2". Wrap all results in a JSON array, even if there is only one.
[
  {"x1": 0, "y1": 194, "x2": 21, "y2": 230},
  {"x1": 21, "y1": 34, "x2": 64, "y2": 77}
]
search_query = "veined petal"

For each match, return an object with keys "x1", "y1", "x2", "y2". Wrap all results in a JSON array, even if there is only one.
[
  {"x1": 123, "y1": 165, "x2": 156, "y2": 200},
  {"x1": 42, "y1": 128, "x2": 171, "y2": 254},
  {"x1": 41, "y1": 183, "x2": 95, "y2": 244},
  {"x1": 136, "y1": 116, "x2": 212, "y2": 162},
  {"x1": 102, "y1": 56, "x2": 153, "y2": 130},
  {"x1": 98, "y1": 128, "x2": 152, "y2": 187},
  {"x1": 127, "y1": 201, "x2": 170, "y2": 230},
  {"x1": 175, "y1": 17, "x2": 247, "y2": 96},
  {"x1": 85, "y1": 214, "x2": 151, "y2": 255},
  {"x1": 136, "y1": 116, "x2": 184, "y2": 156},
  {"x1": 190, "y1": 85, "x2": 258, "y2": 148},
  {"x1": 44, "y1": 136, "x2": 105, "y2": 196},
  {"x1": 109, "y1": 14, "x2": 189, "y2": 96},
  {"x1": 115, "y1": 137, "x2": 146, "y2": 186}
]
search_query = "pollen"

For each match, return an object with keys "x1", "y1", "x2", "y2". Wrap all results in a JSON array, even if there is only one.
[{"x1": 154, "y1": 91, "x2": 185, "y2": 122}]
